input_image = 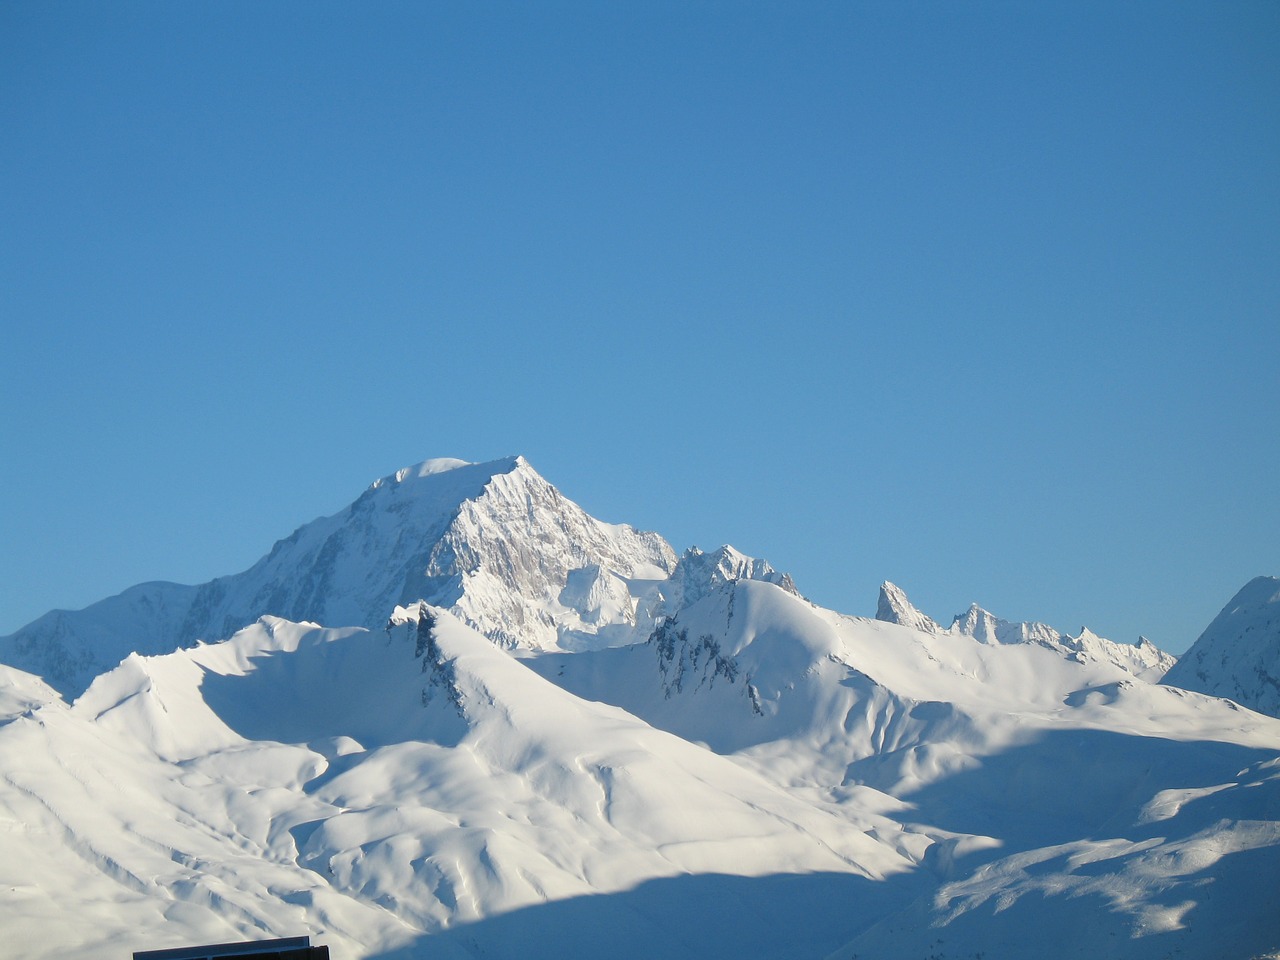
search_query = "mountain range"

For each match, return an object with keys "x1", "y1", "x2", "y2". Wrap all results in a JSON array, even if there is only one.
[{"x1": 1, "y1": 456, "x2": 1277, "y2": 960}]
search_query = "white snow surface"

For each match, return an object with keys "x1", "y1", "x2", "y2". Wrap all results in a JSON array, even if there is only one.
[
  {"x1": 0, "y1": 457, "x2": 1278, "y2": 960},
  {"x1": 876, "y1": 580, "x2": 1179, "y2": 682},
  {"x1": 0, "y1": 457, "x2": 691, "y2": 693},
  {"x1": 1163, "y1": 575, "x2": 1280, "y2": 718}
]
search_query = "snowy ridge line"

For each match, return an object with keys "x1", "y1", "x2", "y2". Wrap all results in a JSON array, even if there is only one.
[
  {"x1": 0, "y1": 456, "x2": 1278, "y2": 959},
  {"x1": 875, "y1": 580, "x2": 1178, "y2": 683},
  {"x1": 4, "y1": 596, "x2": 1278, "y2": 959},
  {"x1": 0, "y1": 457, "x2": 802, "y2": 697}
]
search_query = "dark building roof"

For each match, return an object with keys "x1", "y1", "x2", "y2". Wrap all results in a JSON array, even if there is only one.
[{"x1": 133, "y1": 936, "x2": 329, "y2": 960}]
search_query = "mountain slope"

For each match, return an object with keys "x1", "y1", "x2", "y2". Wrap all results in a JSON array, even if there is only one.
[
  {"x1": 1162, "y1": 575, "x2": 1280, "y2": 717},
  {"x1": 0, "y1": 457, "x2": 679, "y2": 694},
  {"x1": 2, "y1": 456, "x2": 1278, "y2": 960},
  {"x1": 534, "y1": 578, "x2": 1277, "y2": 794},
  {"x1": 530, "y1": 577, "x2": 1280, "y2": 958},
  {"x1": 9, "y1": 599, "x2": 1278, "y2": 960},
  {"x1": 830, "y1": 749, "x2": 1280, "y2": 960},
  {"x1": 0, "y1": 610, "x2": 919, "y2": 960}
]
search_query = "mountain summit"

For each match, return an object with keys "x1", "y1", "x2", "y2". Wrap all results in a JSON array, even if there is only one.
[
  {"x1": 0, "y1": 456, "x2": 795, "y2": 694},
  {"x1": 1162, "y1": 575, "x2": 1280, "y2": 717}
]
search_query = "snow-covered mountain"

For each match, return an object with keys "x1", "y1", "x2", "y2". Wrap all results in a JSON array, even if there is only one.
[
  {"x1": 1, "y1": 612, "x2": 925, "y2": 960},
  {"x1": 1162, "y1": 575, "x2": 1280, "y2": 717},
  {"x1": 1, "y1": 458, "x2": 788, "y2": 695},
  {"x1": 876, "y1": 580, "x2": 1177, "y2": 681},
  {"x1": 1, "y1": 456, "x2": 1277, "y2": 960}
]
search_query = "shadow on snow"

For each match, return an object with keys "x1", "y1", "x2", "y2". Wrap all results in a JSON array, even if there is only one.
[{"x1": 364, "y1": 870, "x2": 928, "y2": 960}]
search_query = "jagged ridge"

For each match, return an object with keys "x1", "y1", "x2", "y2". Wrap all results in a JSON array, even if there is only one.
[
  {"x1": 875, "y1": 581, "x2": 1177, "y2": 682},
  {"x1": 0, "y1": 457, "x2": 803, "y2": 695}
]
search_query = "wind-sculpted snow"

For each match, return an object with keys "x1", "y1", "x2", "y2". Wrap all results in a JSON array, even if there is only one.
[
  {"x1": 1163, "y1": 575, "x2": 1280, "y2": 718},
  {"x1": 0, "y1": 663, "x2": 60, "y2": 724}
]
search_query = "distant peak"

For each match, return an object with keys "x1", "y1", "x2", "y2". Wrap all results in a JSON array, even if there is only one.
[
  {"x1": 875, "y1": 582, "x2": 941, "y2": 634},
  {"x1": 369, "y1": 455, "x2": 525, "y2": 491},
  {"x1": 1160, "y1": 574, "x2": 1280, "y2": 716},
  {"x1": 950, "y1": 603, "x2": 999, "y2": 642},
  {"x1": 664, "y1": 543, "x2": 798, "y2": 612},
  {"x1": 390, "y1": 458, "x2": 474, "y2": 483},
  {"x1": 680, "y1": 544, "x2": 791, "y2": 587},
  {"x1": 952, "y1": 602, "x2": 989, "y2": 627},
  {"x1": 1231, "y1": 575, "x2": 1280, "y2": 608},
  {"x1": 684, "y1": 544, "x2": 749, "y2": 565}
]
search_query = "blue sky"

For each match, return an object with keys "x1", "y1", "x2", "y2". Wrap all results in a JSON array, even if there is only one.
[{"x1": 3, "y1": 2, "x2": 1277, "y2": 652}]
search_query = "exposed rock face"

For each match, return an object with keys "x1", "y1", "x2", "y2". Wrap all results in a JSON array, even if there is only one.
[
  {"x1": 660, "y1": 545, "x2": 798, "y2": 615},
  {"x1": 876, "y1": 581, "x2": 942, "y2": 634},
  {"x1": 1162, "y1": 576, "x2": 1280, "y2": 717},
  {"x1": 415, "y1": 458, "x2": 677, "y2": 649}
]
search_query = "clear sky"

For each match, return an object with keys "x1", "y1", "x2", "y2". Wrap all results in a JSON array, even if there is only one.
[{"x1": 3, "y1": 2, "x2": 1277, "y2": 653}]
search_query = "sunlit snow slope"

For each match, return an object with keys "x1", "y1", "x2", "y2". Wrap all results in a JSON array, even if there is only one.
[
  {"x1": 0, "y1": 613, "x2": 920, "y2": 960},
  {"x1": 0, "y1": 458, "x2": 680, "y2": 694},
  {"x1": 0, "y1": 456, "x2": 1277, "y2": 960},
  {"x1": 876, "y1": 581, "x2": 1177, "y2": 681},
  {"x1": 1163, "y1": 575, "x2": 1280, "y2": 718}
]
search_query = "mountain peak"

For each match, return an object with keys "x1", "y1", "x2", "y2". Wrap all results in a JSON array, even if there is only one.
[
  {"x1": 663, "y1": 546, "x2": 798, "y2": 613},
  {"x1": 1231, "y1": 575, "x2": 1280, "y2": 607},
  {"x1": 876, "y1": 581, "x2": 941, "y2": 634},
  {"x1": 369, "y1": 455, "x2": 525, "y2": 491},
  {"x1": 950, "y1": 602, "x2": 1004, "y2": 643},
  {"x1": 1162, "y1": 575, "x2": 1280, "y2": 717},
  {"x1": 4, "y1": 454, "x2": 818, "y2": 692},
  {"x1": 873, "y1": 582, "x2": 1174, "y2": 681},
  {"x1": 0, "y1": 455, "x2": 673, "y2": 691}
]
